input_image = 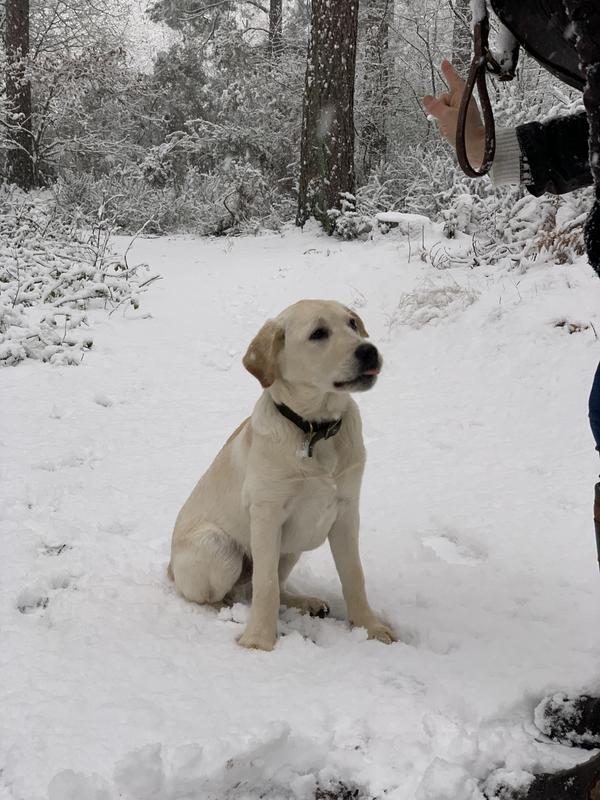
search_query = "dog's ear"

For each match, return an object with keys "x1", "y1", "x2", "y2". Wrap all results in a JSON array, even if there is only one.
[
  {"x1": 344, "y1": 307, "x2": 369, "y2": 338},
  {"x1": 243, "y1": 320, "x2": 285, "y2": 388}
]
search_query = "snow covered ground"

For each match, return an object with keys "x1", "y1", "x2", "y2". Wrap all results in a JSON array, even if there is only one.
[{"x1": 2, "y1": 224, "x2": 600, "y2": 800}]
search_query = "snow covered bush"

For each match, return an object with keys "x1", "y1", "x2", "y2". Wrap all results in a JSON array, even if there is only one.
[
  {"x1": 355, "y1": 163, "x2": 410, "y2": 217},
  {"x1": 0, "y1": 188, "x2": 158, "y2": 367},
  {"x1": 359, "y1": 48, "x2": 589, "y2": 260},
  {"x1": 56, "y1": 159, "x2": 295, "y2": 236},
  {"x1": 506, "y1": 192, "x2": 591, "y2": 265},
  {"x1": 533, "y1": 213, "x2": 587, "y2": 265},
  {"x1": 328, "y1": 194, "x2": 374, "y2": 240},
  {"x1": 386, "y1": 280, "x2": 479, "y2": 332},
  {"x1": 378, "y1": 138, "x2": 592, "y2": 269}
]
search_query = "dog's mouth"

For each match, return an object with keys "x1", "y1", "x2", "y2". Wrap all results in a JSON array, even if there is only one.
[{"x1": 334, "y1": 368, "x2": 380, "y2": 390}]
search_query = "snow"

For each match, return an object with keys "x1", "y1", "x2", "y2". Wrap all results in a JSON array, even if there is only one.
[
  {"x1": 1, "y1": 224, "x2": 600, "y2": 800},
  {"x1": 376, "y1": 211, "x2": 431, "y2": 232},
  {"x1": 124, "y1": 0, "x2": 180, "y2": 72},
  {"x1": 470, "y1": 0, "x2": 487, "y2": 25},
  {"x1": 492, "y1": 25, "x2": 519, "y2": 77},
  {"x1": 468, "y1": 0, "x2": 518, "y2": 78}
]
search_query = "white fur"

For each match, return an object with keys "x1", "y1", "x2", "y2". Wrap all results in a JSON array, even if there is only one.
[{"x1": 169, "y1": 300, "x2": 395, "y2": 651}]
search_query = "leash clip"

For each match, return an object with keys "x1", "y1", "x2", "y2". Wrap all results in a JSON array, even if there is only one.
[
  {"x1": 303, "y1": 422, "x2": 315, "y2": 459},
  {"x1": 325, "y1": 419, "x2": 342, "y2": 439}
]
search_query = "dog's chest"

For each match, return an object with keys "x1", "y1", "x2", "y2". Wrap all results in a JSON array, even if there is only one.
[{"x1": 281, "y1": 474, "x2": 339, "y2": 554}]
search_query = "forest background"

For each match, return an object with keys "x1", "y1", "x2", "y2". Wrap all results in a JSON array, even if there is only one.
[{"x1": 0, "y1": 0, "x2": 590, "y2": 365}]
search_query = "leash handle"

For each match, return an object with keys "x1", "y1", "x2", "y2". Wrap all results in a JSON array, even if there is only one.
[{"x1": 456, "y1": 16, "x2": 496, "y2": 178}]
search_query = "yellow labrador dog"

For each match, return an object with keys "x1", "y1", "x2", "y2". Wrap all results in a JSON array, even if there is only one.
[{"x1": 168, "y1": 300, "x2": 395, "y2": 651}]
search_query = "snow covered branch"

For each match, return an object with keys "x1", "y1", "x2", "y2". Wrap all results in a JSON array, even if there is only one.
[{"x1": 0, "y1": 189, "x2": 159, "y2": 366}]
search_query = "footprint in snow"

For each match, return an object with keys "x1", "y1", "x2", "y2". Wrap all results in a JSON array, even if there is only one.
[
  {"x1": 41, "y1": 543, "x2": 72, "y2": 557},
  {"x1": 93, "y1": 393, "x2": 113, "y2": 407},
  {"x1": 422, "y1": 533, "x2": 485, "y2": 566},
  {"x1": 200, "y1": 348, "x2": 233, "y2": 372},
  {"x1": 16, "y1": 573, "x2": 75, "y2": 615},
  {"x1": 17, "y1": 593, "x2": 50, "y2": 614},
  {"x1": 34, "y1": 449, "x2": 100, "y2": 472},
  {"x1": 394, "y1": 622, "x2": 460, "y2": 655}
]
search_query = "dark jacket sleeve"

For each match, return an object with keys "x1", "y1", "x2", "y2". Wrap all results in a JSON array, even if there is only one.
[{"x1": 516, "y1": 112, "x2": 593, "y2": 196}]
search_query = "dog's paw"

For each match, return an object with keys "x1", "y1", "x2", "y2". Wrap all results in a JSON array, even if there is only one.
[
  {"x1": 281, "y1": 592, "x2": 330, "y2": 618},
  {"x1": 366, "y1": 622, "x2": 397, "y2": 645},
  {"x1": 308, "y1": 599, "x2": 330, "y2": 619},
  {"x1": 237, "y1": 626, "x2": 277, "y2": 652}
]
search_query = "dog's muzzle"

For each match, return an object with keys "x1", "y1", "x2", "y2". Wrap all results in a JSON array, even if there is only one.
[{"x1": 334, "y1": 343, "x2": 382, "y2": 390}]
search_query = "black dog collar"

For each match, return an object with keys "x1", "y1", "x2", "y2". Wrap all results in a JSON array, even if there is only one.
[{"x1": 274, "y1": 402, "x2": 342, "y2": 457}]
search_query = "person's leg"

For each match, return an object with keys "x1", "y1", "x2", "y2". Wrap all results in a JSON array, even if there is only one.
[
  {"x1": 489, "y1": 4, "x2": 600, "y2": 797},
  {"x1": 589, "y1": 362, "x2": 600, "y2": 573},
  {"x1": 589, "y1": 362, "x2": 600, "y2": 453},
  {"x1": 487, "y1": 372, "x2": 600, "y2": 797}
]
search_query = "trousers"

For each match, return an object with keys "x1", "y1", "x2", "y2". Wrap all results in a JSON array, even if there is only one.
[{"x1": 590, "y1": 362, "x2": 600, "y2": 451}]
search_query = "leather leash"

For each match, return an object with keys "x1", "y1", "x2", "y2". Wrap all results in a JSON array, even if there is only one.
[{"x1": 456, "y1": 8, "x2": 518, "y2": 178}]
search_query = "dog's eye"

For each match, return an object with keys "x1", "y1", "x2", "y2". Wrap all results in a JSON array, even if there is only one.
[
  {"x1": 348, "y1": 318, "x2": 358, "y2": 331},
  {"x1": 309, "y1": 327, "x2": 330, "y2": 341}
]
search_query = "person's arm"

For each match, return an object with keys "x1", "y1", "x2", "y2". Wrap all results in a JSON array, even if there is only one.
[
  {"x1": 488, "y1": 128, "x2": 521, "y2": 185},
  {"x1": 516, "y1": 112, "x2": 592, "y2": 195},
  {"x1": 422, "y1": 62, "x2": 593, "y2": 195},
  {"x1": 422, "y1": 60, "x2": 486, "y2": 169}
]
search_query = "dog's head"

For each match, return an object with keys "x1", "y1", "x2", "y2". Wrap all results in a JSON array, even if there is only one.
[{"x1": 243, "y1": 300, "x2": 382, "y2": 393}]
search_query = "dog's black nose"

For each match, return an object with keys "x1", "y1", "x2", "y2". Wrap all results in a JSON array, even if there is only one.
[{"x1": 355, "y1": 343, "x2": 379, "y2": 370}]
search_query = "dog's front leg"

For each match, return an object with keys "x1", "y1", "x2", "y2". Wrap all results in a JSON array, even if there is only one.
[
  {"x1": 238, "y1": 503, "x2": 282, "y2": 651},
  {"x1": 329, "y1": 500, "x2": 396, "y2": 644}
]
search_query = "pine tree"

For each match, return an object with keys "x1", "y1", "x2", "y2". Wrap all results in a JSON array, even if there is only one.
[
  {"x1": 5, "y1": 0, "x2": 35, "y2": 189},
  {"x1": 296, "y1": 0, "x2": 359, "y2": 231}
]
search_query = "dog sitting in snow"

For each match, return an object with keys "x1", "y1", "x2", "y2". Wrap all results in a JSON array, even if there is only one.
[{"x1": 168, "y1": 300, "x2": 395, "y2": 651}]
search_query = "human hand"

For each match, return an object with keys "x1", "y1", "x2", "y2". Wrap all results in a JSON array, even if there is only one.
[{"x1": 422, "y1": 59, "x2": 485, "y2": 168}]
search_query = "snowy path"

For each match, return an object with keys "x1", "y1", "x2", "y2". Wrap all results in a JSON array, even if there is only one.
[{"x1": 2, "y1": 226, "x2": 600, "y2": 800}]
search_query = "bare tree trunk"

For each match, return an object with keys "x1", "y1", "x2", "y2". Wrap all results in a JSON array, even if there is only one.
[
  {"x1": 450, "y1": 0, "x2": 472, "y2": 76},
  {"x1": 269, "y1": 0, "x2": 283, "y2": 57},
  {"x1": 4, "y1": 0, "x2": 35, "y2": 190},
  {"x1": 296, "y1": 0, "x2": 359, "y2": 231}
]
